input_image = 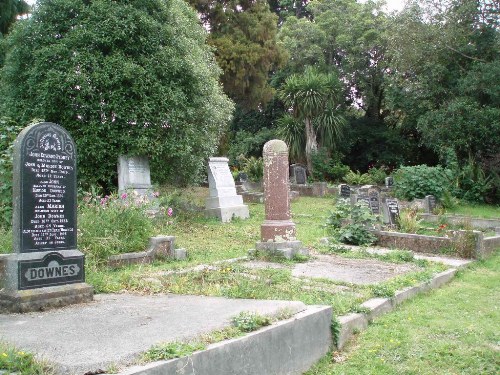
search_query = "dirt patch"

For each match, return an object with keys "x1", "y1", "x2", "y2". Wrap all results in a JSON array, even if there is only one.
[{"x1": 291, "y1": 254, "x2": 417, "y2": 285}]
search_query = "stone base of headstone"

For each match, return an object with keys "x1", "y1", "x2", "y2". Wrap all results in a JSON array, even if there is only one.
[
  {"x1": 0, "y1": 250, "x2": 93, "y2": 313},
  {"x1": 0, "y1": 283, "x2": 93, "y2": 313},
  {"x1": 254, "y1": 240, "x2": 309, "y2": 259},
  {"x1": 205, "y1": 205, "x2": 250, "y2": 222}
]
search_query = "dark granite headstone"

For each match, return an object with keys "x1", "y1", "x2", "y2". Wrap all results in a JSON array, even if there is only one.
[
  {"x1": 385, "y1": 198, "x2": 400, "y2": 225},
  {"x1": 385, "y1": 176, "x2": 394, "y2": 188},
  {"x1": 339, "y1": 184, "x2": 351, "y2": 198},
  {"x1": 1, "y1": 122, "x2": 92, "y2": 312},
  {"x1": 369, "y1": 196, "x2": 380, "y2": 215},
  {"x1": 294, "y1": 165, "x2": 307, "y2": 185}
]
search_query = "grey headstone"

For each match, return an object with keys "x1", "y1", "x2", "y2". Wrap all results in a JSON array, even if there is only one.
[
  {"x1": 290, "y1": 164, "x2": 307, "y2": 185},
  {"x1": 385, "y1": 176, "x2": 394, "y2": 188},
  {"x1": 118, "y1": 155, "x2": 152, "y2": 195},
  {"x1": 385, "y1": 198, "x2": 400, "y2": 225},
  {"x1": 424, "y1": 195, "x2": 437, "y2": 213},
  {"x1": 368, "y1": 189, "x2": 380, "y2": 215}
]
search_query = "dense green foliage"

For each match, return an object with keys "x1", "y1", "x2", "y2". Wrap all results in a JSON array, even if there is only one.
[
  {"x1": 393, "y1": 165, "x2": 454, "y2": 201},
  {"x1": 0, "y1": 0, "x2": 29, "y2": 36},
  {"x1": 326, "y1": 199, "x2": 377, "y2": 246},
  {"x1": 0, "y1": 117, "x2": 23, "y2": 227},
  {"x1": 0, "y1": 0, "x2": 233, "y2": 190}
]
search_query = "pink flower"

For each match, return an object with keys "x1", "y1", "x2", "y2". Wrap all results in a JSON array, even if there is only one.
[
  {"x1": 167, "y1": 207, "x2": 173, "y2": 217},
  {"x1": 153, "y1": 191, "x2": 160, "y2": 198},
  {"x1": 121, "y1": 193, "x2": 128, "y2": 200},
  {"x1": 100, "y1": 197, "x2": 108, "y2": 206}
]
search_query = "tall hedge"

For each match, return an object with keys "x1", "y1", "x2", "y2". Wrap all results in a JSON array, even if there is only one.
[{"x1": 0, "y1": 0, "x2": 234, "y2": 189}]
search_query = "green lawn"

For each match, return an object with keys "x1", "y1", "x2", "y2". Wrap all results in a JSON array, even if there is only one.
[
  {"x1": 306, "y1": 253, "x2": 500, "y2": 375},
  {"x1": 446, "y1": 203, "x2": 500, "y2": 219}
]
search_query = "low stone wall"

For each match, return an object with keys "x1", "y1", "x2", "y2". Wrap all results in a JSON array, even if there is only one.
[
  {"x1": 107, "y1": 236, "x2": 186, "y2": 268},
  {"x1": 374, "y1": 230, "x2": 489, "y2": 259},
  {"x1": 290, "y1": 182, "x2": 336, "y2": 197},
  {"x1": 419, "y1": 213, "x2": 500, "y2": 230},
  {"x1": 483, "y1": 235, "x2": 500, "y2": 258}
]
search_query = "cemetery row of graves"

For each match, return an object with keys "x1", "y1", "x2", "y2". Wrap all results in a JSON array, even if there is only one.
[{"x1": 0, "y1": 122, "x2": 498, "y2": 374}]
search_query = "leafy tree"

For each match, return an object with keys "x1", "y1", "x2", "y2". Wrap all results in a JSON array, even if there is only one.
[
  {"x1": 0, "y1": 0, "x2": 30, "y2": 36},
  {"x1": 189, "y1": 0, "x2": 287, "y2": 109},
  {"x1": 277, "y1": 67, "x2": 345, "y2": 173},
  {"x1": 0, "y1": 0, "x2": 234, "y2": 190},
  {"x1": 386, "y1": 0, "x2": 500, "y2": 201}
]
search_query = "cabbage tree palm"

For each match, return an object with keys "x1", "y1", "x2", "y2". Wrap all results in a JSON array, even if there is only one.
[{"x1": 277, "y1": 67, "x2": 345, "y2": 175}]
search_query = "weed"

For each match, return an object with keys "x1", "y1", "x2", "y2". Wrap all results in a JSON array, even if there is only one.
[
  {"x1": 0, "y1": 342, "x2": 53, "y2": 375},
  {"x1": 397, "y1": 208, "x2": 422, "y2": 234},
  {"x1": 142, "y1": 342, "x2": 206, "y2": 362},
  {"x1": 232, "y1": 311, "x2": 271, "y2": 332}
]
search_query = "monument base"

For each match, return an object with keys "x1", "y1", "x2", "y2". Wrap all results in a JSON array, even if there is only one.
[
  {"x1": 254, "y1": 240, "x2": 309, "y2": 259},
  {"x1": 0, "y1": 283, "x2": 93, "y2": 313},
  {"x1": 205, "y1": 205, "x2": 250, "y2": 223}
]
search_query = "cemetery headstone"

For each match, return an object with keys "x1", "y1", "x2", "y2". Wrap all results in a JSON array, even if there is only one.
[
  {"x1": 339, "y1": 184, "x2": 351, "y2": 198},
  {"x1": 118, "y1": 155, "x2": 152, "y2": 196},
  {"x1": 290, "y1": 164, "x2": 307, "y2": 185},
  {"x1": 424, "y1": 195, "x2": 437, "y2": 214},
  {"x1": 385, "y1": 176, "x2": 394, "y2": 188},
  {"x1": 368, "y1": 189, "x2": 381, "y2": 215},
  {"x1": 385, "y1": 198, "x2": 400, "y2": 226},
  {"x1": 0, "y1": 122, "x2": 93, "y2": 313},
  {"x1": 255, "y1": 140, "x2": 307, "y2": 259},
  {"x1": 357, "y1": 195, "x2": 371, "y2": 208},
  {"x1": 205, "y1": 157, "x2": 249, "y2": 222}
]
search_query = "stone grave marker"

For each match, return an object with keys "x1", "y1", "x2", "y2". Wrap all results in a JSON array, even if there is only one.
[
  {"x1": 205, "y1": 157, "x2": 249, "y2": 222},
  {"x1": 385, "y1": 176, "x2": 394, "y2": 188},
  {"x1": 424, "y1": 195, "x2": 437, "y2": 213},
  {"x1": 356, "y1": 195, "x2": 371, "y2": 208},
  {"x1": 290, "y1": 164, "x2": 307, "y2": 185},
  {"x1": 0, "y1": 122, "x2": 93, "y2": 313},
  {"x1": 255, "y1": 140, "x2": 307, "y2": 259},
  {"x1": 385, "y1": 198, "x2": 400, "y2": 226},
  {"x1": 368, "y1": 189, "x2": 381, "y2": 215},
  {"x1": 118, "y1": 155, "x2": 152, "y2": 196},
  {"x1": 339, "y1": 184, "x2": 351, "y2": 198}
]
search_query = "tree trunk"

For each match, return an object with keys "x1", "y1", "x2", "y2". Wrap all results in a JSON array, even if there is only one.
[{"x1": 304, "y1": 117, "x2": 318, "y2": 176}]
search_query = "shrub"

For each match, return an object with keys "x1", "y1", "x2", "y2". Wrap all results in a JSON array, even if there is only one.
[
  {"x1": 326, "y1": 199, "x2": 377, "y2": 246},
  {"x1": 343, "y1": 170, "x2": 372, "y2": 186},
  {"x1": 393, "y1": 165, "x2": 454, "y2": 200},
  {"x1": 241, "y1": 156, "x2": 264, "y2": 182},
  {"x1": 311, "y1": 148, "x2": 350, "y2": 182},
  {"x1": 397, "y1": 208, "x2": 422, "y2": 234},
  {"x1": 367, "y1": 166, "x2": 388, "y2": 185},
  {"x1": 78, "y1": 191, "x2": 155, "y2": 267}
]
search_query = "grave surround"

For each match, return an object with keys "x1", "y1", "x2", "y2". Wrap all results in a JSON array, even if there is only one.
[{"x1": 0, "y1": 122, "x2": 93, "y2": 313}]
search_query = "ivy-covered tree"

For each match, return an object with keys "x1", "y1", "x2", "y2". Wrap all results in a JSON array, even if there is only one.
[{"x1": 0, "y1": 0, "x2": 234, "y2": 190}]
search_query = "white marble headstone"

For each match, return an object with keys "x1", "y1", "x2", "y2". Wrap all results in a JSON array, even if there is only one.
[
  {"x1": 118, "y1": 155, "x2": 152, "y2": 193},
  {"x1": 205, "y1": 157, "x2": 249, "y2": 222}
]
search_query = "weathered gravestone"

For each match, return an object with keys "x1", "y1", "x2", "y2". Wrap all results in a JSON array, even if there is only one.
[
  {"x1": 205, "y1": 157, "x2": 249, "y2": 222},
  {"x1": 339, "y1": 184, "x2": 351, "y2": 198},
  {"x1": 0, "y1": 122, "x2": 93, "y2": 313},
  {"x1": 118, "y1": 155, "x2": 152, "y2": 196},
  {"x1": 424, "y1": 195, "x2": 437, "y2": 214},
  {"x1": 255, "y1": 140, "x2": 308, "y2": 259},
  {"x1": 356, "y1": 195, "x2": 371, "y2": 208},
  {"x1": 385, "y1": 176, "x2": 394, "y2": 188},
  {"x1": 385, "y1": 198, "x2": 401, "y2": 226},
  {"x1": 290, "y1": 164, "x2": 307, "y2": 185},
  {"x1": 368, "y1": 189, "x2": 381, "y2": 215}
]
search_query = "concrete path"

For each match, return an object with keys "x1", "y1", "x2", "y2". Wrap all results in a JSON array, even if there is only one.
[{"x1": 0, "y1": 294, "x2": 306, "y2": 375}]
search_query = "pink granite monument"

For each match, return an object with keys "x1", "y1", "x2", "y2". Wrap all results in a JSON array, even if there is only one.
[{"x1": 255, "y1": 140, "x2": 308, "y2": 259}]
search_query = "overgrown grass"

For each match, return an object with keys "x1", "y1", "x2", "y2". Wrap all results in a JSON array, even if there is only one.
[
  {"x1": 0, "y1": 227, "x2": 12, "y2": 254},
  {"x1": 445, "y1": 203, "x2": 500, "y2": 219},
  {"x1": 305, "y1": 253, "x2": 500, "y2": 375}
]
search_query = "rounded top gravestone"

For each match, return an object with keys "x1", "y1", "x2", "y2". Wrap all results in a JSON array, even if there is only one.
[{"x1": 12, "y1": 122, "x2": 77, "y2": 253}]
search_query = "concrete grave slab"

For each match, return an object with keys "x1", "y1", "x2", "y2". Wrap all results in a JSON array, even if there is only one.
[
  {"x1": 0, "y1": 294, "x2": 306, "y2": 375},
  {"x1": 291, "y1": 254, "x2": 417, "y2": 285}
]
